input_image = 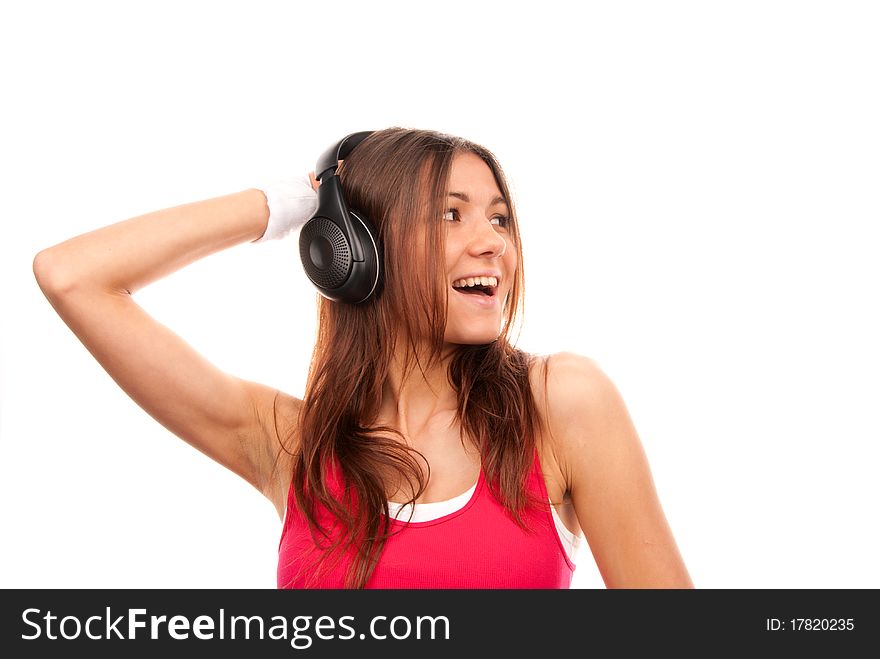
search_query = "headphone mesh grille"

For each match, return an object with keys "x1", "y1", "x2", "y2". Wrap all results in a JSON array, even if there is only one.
[{"x1": 299, "y1": 217, "x2": 351, "y2": 289}]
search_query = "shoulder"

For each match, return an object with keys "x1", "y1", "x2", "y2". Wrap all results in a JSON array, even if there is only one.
[
  {"x1": 529, "y1": 350, "x2": 623, "y2": 425},
  {"x1": 528, "y1": 351, "x2": 636, "y2": 488}
]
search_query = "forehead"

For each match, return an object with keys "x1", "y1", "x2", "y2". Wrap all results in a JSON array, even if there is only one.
[{"x1": 448, "y1": 152, "x2": 503, "y2": 199}]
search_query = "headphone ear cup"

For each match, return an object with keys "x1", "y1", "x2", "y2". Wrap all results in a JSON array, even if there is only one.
[{"x1": 298, "y1": 210, "x2": 382, "y2": 304}]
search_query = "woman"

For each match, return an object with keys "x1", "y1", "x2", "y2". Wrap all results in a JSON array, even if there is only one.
[{"x1": 33, "y1": 127, "x2": 693, "y2": 589}]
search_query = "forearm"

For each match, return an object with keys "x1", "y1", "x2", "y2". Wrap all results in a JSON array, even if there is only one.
[{"x1": 34, "y1": 188, "x2": 269, "y2": 296}]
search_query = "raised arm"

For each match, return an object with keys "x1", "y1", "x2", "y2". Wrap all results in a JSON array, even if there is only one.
[
  {"x1": 540, "y1": 352, "x2": 694, "y2": 588},
  {"x1": 32, "y1": 188, "x2": 301, "y2": 513}
]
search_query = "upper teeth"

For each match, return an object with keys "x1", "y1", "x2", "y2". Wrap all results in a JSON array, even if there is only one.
[{"x1": 452, "y1": 276, "x2": 498, "y2": 289}]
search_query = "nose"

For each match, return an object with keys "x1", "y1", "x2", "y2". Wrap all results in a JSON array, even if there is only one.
[{"x1": 467, "y1": 217, "x2": 507, "y2": 259}]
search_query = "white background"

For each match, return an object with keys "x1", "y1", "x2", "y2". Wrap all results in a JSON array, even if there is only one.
[{"x1": 1, "y1": 1, "x2": 878, "y2": 589}]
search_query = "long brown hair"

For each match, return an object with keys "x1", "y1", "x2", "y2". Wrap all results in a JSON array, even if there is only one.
[{"x1": 290, "y1": 127, "x2": 548, "y2": 588}]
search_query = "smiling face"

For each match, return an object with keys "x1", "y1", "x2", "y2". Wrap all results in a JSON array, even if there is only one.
[{"x1": 443, "y1": 151, "x2": 518, "y2": 346}]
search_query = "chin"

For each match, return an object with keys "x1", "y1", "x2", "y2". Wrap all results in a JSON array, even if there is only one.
[{"x1": 444, "y1": 329, "x2": 502, "y2": 346}]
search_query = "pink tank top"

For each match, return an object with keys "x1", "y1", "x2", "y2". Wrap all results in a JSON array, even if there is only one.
[{"x1": 277, "y1": 448, "x2": 576, "y2": 588}]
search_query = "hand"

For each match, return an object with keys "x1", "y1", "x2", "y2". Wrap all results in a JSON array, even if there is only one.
[{"x1": 308, "y1": 159, "x2": 343, "y2": 192}]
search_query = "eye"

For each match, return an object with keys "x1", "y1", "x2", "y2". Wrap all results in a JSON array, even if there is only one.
[{"x1": 444, "y1": 208, "x2": 510, "y2": 228}]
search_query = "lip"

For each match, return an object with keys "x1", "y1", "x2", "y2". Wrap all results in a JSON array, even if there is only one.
[{"x1": 451, "y1": 286, "x2": 500, "y2": 308}]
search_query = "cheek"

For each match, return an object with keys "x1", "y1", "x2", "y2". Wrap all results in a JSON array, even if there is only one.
[
  {"x1": 443, "y1": 237, "x2": 462, "y2": 272},
  {"x1": 504, "y1": 247, "x2": 518, "y2": 278}
]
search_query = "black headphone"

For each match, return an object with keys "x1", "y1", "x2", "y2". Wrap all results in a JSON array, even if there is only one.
[{"x1": 298, "y1": 131, "x2": 381, "y2": 304}]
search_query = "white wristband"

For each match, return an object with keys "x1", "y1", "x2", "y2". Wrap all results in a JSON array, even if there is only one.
[{"x1": 253, "y1": 174, "x2": 318, "y2": 243}]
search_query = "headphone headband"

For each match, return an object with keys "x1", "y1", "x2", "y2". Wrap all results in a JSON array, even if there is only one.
[{"x1": 315, "y1": 130, "x2": 375, "y2": 181}]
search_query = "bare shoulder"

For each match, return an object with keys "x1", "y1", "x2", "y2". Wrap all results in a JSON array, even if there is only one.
[
  {"x1": 529, "y1": 351, "x2": 625, "y2": 433},
  {"x1": 530, "y1": 350, "x2": 616, "y2": 402},
  {"x1": 528, "y1": 351, "x2": 635, "y2": 487}
]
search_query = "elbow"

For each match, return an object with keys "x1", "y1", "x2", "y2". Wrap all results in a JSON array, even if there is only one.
[{"x1": 33, "y1": 247, "x2": 80, "y2": 300}]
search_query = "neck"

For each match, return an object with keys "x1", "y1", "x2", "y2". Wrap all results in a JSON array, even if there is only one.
[{"x1": 377, "y1": 344, "x2": 460, "y2": 439}]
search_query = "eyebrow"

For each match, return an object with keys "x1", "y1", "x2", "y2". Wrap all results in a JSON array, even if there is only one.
[{"x1": 448, "y1": 191, "x2": 509, "y2": 207}]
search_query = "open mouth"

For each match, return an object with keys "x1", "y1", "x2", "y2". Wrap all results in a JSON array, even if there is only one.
[
  {"x1": 454, "y1": 285, "x2": 495, "y2": 297},
  {"x1": 451, "y1": 276, "x2": 498, "y2": 297}
]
